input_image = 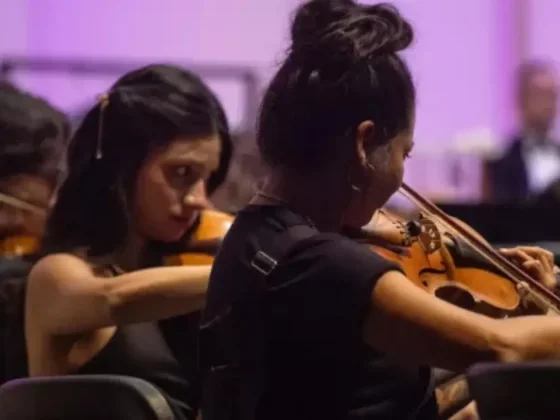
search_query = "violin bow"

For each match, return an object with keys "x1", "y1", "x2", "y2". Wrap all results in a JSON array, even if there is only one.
[
  {"x1": 398, "y1": 182, "x2": 560, "y2": 313},
  {"x1": 0, "y1": 192, "x2": 45, "y2": 216}
]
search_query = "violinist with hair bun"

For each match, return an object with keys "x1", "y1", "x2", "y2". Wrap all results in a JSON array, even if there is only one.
[
  {"x1": 21, "y1": 64, "x2": 232, "y2": 420},
  {"x1": 201, "y1": 2, "x2": 560, "y2": 420}
]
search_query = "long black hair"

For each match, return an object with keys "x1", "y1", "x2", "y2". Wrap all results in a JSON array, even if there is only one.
[
  {"x1": 0, "y1": 83, "x2": 69, "y2": 188},
  {"x1": 258, "y1": 0, "x2": 415, "y2": 171},
  {"x1": 43, "y1": 64, "x2": 232, "y2": 256}
]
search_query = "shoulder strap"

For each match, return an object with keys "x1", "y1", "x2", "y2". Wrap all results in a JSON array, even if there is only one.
[
  {"x1": 200, "y1": 223, "x2": 319, "y2": 420},
  {"x1": 249, "y1": 224, "x2": 318, "y2": 279}
]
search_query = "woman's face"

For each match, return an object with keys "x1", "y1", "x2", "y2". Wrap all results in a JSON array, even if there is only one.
[
  {"x1": 132, "y1": 134, "x2": 221, "y2": 243},
  {"x1": 342, "y1": 116, "x2": 415, "y2": 228}
]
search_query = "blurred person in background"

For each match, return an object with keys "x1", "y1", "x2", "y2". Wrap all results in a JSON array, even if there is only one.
[
  {"x1": 210, "y1": 130, "x2": 267, "y2": 213},
  {"x1": 0, "y1": 82, "x2": 69, "y2": 384},
  {"x1": 0, "y1": 82, "x2": 68, "y2": 276},
  {"x1": 487, "y1": 60, "x2": 560, "y2": 202}
]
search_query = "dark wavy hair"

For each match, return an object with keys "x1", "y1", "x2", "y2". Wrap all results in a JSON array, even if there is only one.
[
  {"x1": 43, "y1": 64, "x2": 232, "y2": 256},
  {"x1": 257, "y1": 0, "x2": 415, "y2": 171},
  {"x1": 0, "y1": 84, "x2": 69, "y2": 186}
]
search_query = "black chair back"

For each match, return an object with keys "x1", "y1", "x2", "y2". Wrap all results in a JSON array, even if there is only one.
[
  {"x1": 0, "y1": 375, "x2": 175, "y2": 419},
  {"x1": 467, "y1": 361, "x2": 560, "y2": 420}
]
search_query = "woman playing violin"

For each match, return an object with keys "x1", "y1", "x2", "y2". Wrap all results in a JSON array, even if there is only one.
[
  {"x1": 201, "y1": 2, "x2": 560, "y2": 420},
  {"x1": 24, "y1": 64, "x2": 232, "y2": 420}
]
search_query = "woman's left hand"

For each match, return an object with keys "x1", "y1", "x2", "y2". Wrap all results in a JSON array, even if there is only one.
[{"x1": 499, "y1": 246, "x2": 557, "y2": 290}]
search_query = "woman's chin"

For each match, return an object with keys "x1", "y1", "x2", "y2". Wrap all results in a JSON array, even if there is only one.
[{"x1": 150, "y1": 226, "x2": 188, "y2": 244}]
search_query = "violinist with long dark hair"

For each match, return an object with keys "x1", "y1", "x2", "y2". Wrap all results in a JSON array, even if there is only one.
[
  {"x1": 23, "y1": 64, "x2": 232, "y2": 420},
  {"x1": 201, "y1": 2, "x2": 560, "y2": 420}
]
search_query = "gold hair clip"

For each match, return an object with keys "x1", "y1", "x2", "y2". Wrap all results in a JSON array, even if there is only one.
[{"x1": 95, "y1": 93, "x2": 110, "y2": 160}]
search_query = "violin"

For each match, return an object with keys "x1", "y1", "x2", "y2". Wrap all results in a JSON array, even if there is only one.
[
  {"x1": 163, "y1": 209, "x2": 234, "y2": 266},
  {"x1": 352, "y1": 183, "x2": 560, "y2": 418},
  {"x1": 0, "y1": 235, "x2": 40, "y2": 258},
  {"x1": 358, "y1": 183, "x2": 560, "y2": 317},
  {"x1": 0, "y1": 192, "x2": 45, "y2": 258}
]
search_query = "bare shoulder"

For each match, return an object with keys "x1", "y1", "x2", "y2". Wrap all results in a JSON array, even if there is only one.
[{"x1": 28, "y1": 253, "x2": 93, "y2": 291}]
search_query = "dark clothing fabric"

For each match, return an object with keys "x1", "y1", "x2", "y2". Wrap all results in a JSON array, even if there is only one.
[
  {"x1": 200, "y1": 205, "x2": 437, "y2": 420},
  {"x1": 72, "y1": 264, "x2": 201, "y2": 420},
  {"x1": 0, "y1": 256, "x2": 33, "y2": 384},
  {"x1": 487, "y1": 135, "x2": 560, "y2": 203},
  {"x1": 0, "y1": 257, "x2": 32, "y2": 280},
  {"x1": 487, "y1": 137, "x2": 529, "y2": 202},
  {"x1": 74, "y1": 314, "x2": 201, "y2": 420}
]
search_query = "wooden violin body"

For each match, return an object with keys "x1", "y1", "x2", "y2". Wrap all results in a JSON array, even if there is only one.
[
  {"x1": 164, "y1": 209, "x2": 233, "y2": 266},
  {"x1": 0, "y1": 235, "x2": 39, "y2": 258},
  {"x1": 365, "y1": 209, "x2": 522, "y2": 318}
]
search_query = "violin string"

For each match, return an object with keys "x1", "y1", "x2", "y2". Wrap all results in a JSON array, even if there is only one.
[
  {"x1": 396, "y1": 184, "x2": 560, "y2": 312},
  {"x1": 399, "y1": 186, "x2": 560, "y2": 312},
  {"x1": 397, "y1": 186, "x2": 533, "y2": 282}
]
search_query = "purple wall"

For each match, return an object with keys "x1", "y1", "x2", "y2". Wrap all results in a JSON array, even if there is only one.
[
  {"x1": 2, "y1": 0, "x2": 518, "y2": 142},
  {"x1": 0, "y1": 0, "x2": 28, "y2": 55},
  {"x1": 0, "y1": 0, "x2": 551, "y2": 197}
]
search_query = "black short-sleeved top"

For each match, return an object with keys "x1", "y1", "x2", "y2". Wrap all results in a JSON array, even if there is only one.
[{"x1": 201, "y1": 205, "x2": 437, "y2": 420}]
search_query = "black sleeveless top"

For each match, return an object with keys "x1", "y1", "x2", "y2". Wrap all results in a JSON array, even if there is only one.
[{"x1": 73, "y1": 266, "x2": 202, "y2": 420}]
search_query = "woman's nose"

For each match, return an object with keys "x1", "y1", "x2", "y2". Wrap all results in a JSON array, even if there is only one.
[{"x1": 182, "y1": 181, "x2": 213, "y2": 210}]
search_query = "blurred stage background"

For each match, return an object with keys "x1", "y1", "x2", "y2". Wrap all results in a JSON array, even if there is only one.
[{"x1": 2, "y1": 0, "x2": 560, "y2": 251}]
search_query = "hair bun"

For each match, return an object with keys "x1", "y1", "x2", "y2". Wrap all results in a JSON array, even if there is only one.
[
  {"x1": 290, "y1": 0, "x2": 355, "y2": 48},
  {"x1": 290, "y1": 0, "x2": 413, "y2": 66}
]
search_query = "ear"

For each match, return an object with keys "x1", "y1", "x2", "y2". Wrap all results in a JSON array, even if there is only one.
[{"x1": 355, "y1": 120, "x2": 375, "y2": 167}]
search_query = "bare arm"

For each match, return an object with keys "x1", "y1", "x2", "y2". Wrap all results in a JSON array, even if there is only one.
[
  {"x1": 363, "y1": 271, "x2": 560, "y2": 372},
  {"x1": 26, "y1": 253, "x2": 211, "y2": 336}
]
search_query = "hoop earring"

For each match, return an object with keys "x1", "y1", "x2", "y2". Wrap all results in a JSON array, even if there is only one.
[{"x1": 347, "y1": 171, "x2": 362, "y2": 193}]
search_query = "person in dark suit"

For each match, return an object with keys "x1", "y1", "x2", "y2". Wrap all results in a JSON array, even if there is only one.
[{"x1": 487, "y1": 60, "x2": 560, "y2": 202}]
